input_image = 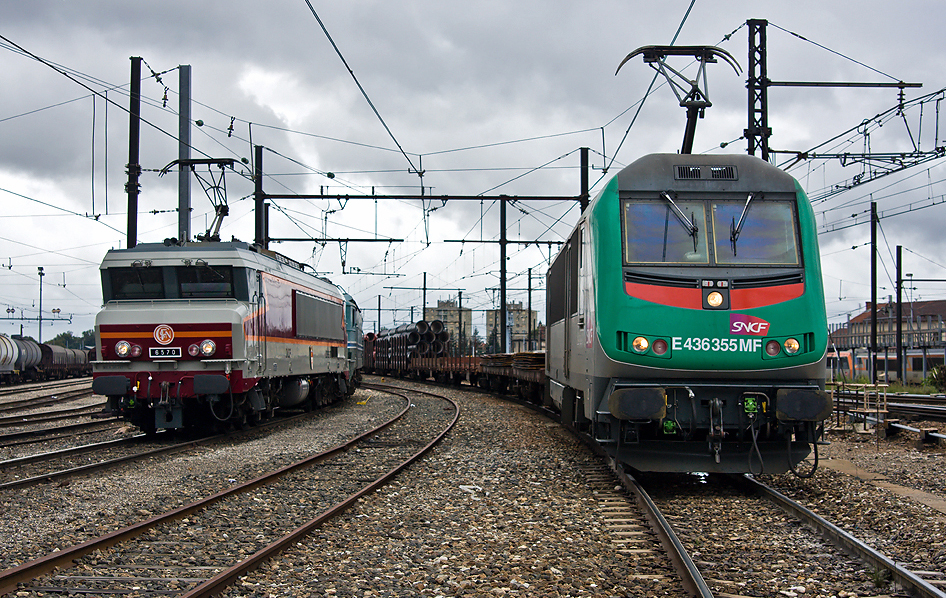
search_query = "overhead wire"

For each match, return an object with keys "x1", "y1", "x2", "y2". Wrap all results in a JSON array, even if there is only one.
[
  {"x1": 301, "y1": 0, "x2": 420, "y2": 175},
  {"x1": 604, "y1": 0, "x2": 697, "y2": 173},
  {"x1": 0, "y1": 34, "x2": 209, "y2": 160},
  {"x1": 767, "y1": 22, "x2": 901, "y2": 82}
]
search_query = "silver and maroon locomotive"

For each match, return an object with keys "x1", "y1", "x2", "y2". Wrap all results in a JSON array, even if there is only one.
[{"x1": 92, "y1": 240, "x2": 363, "y2": 433}]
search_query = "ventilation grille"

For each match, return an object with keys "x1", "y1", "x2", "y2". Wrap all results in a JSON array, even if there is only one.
[
  {"x1": 674, "y1": 165, "x2": 738, "y2": 180},
  {"x1": 676, "y1": 166, "x2": 702, "y2": 180},
  {"x1": 730, "y1": 272, "x2": 804, "y2": 289},
  {"x1": 625, "y1": 271, "x2": 700, "y2": 288}
]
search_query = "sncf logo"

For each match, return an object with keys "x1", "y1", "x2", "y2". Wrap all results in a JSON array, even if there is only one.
[{"x1": 730, "y1": 314, "x2": 770, "y2": 336}]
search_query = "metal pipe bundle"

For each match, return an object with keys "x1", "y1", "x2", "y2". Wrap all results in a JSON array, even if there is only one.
[{"x1": 366, "y1": 320, "x2": 454, "y2": 366}]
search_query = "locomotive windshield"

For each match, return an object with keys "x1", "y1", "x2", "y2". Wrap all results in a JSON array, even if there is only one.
[
  {"x1": 178, "y1": 265, "x2": 235, "y2": 298},
  {"x1": 109, "y1": 267, "x2": 164, "y2": 299},
  {"x1": 105, "y1": 265, "x2": 242, "y2": 301},
  {"x1": 712, "y1": 200, "x2": 799, "y2": 265},
  {"x1": 623, "y1": 197, "x2": 799, "y2": 266},
  {"x1": 623, "y1": 200, "x2": 709, "y2": 264}
]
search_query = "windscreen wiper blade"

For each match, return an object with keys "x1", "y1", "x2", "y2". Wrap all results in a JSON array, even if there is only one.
[
  {"x1": 730, "y1": 191, "x2": 762, "y2": 255},
  {"x1": 660, "y1": 191, "x2": 699, "y2": 239}
]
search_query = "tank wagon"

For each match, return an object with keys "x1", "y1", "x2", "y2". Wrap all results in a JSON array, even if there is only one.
[
  {"x1": 91, "y1": 240, "x2": 363, "y2": 434},
  {"x1": 0, "y1": 334, "x2": 91, "y2": 384},
  {"x1": 365, "y1": 153, "x2": 832, "y2": 476}
]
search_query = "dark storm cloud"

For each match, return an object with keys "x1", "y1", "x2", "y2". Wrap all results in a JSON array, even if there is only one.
[{"x1": 1, "y1": 0, "x2": 946, "y2": 336}]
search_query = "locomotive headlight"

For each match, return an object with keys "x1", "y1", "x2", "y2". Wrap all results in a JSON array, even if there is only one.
[
  {"x1": 706, "y1": 291, "x2": 724, "y2": 308},
  {"x1": 765, "y1": 340, "x2": 781, "y2": 356},
  {"x1": 632, "y1": 336, "x2": 649, "y2": 352},
  {"x1": 115, "y1": 340, "x2": 131, "y2": 358},
  {"x1": 188, "y1": 344, "x2": 200, "y2": 357},
  {"x1": 652, "y1": 339, "x2": 669, "y2": 355},
  {"x1": 199, "y1": 339, "x2": 216, "y2": 357},
  {"x1": 783, "y1": 338, "x2": 800, "y2": 355}
]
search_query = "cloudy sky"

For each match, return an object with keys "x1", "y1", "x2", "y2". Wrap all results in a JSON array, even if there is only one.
[{"x1": 2, "y1": 1, "x2": 945, "y2": 343}]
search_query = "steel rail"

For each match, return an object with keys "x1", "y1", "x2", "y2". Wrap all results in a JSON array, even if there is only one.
[
  {"x1": 0, "y1": 419, "x2": 121, "y2": 445},
  {"x1": 179, "y1": 385, "x2": 460, "y2": 598},
  {"x1": 0, "y1": 401, "x2": 104, "y2": 427},
  {"x1": 0, "y1": 411, "x2": 313, "y2": 489},
  {"x1": 0, "y1": 379, "x2": 90, "y2": 399},
  {"x1": 0, "y1": 437, "x2": 204, "y2": 492},
  {"x1": 0, "y1": 434, "x2": 143, "y2": 468},
  {"x1": 615, "y1": 467, "x2": 714, "y2": 598},
  {"x1": 0, "y1": 392, "x2": 431, "y2": 596},
  {"x1": 740, "y1": 474, "x2": 946, "y2": 598},
  {"x1": 0, "y1": 423, "x2": 126, "y2": 450},
  {"x1": 0, "y1": 388, "x2": 93, "y2": 413}
]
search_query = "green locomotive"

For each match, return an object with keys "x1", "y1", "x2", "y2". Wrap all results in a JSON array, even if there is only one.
[{"x1": 546, "y1": 153, "x2": 830, "y2": 474}]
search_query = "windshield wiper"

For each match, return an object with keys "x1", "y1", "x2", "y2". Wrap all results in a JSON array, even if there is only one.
[
  {"x1": 659, "y1": 191, "x2": 699, "y2": 251},
  {"x1": 730, "y1": 191, "x2": 762, "y2": 256}
]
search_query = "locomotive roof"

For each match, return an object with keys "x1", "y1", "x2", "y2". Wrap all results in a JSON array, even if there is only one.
[
  {"x1": 99, "y1": 241, "x2": 339, "y2": 291},
  {"x1": 616, "y1": 153, "x2": 797, "y2": 194},
  {"x1": 101, "y1": 241, "x2": 296, "y2": 269}
]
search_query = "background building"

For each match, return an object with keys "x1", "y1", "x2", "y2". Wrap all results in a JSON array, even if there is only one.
[
  {"x1": 424, "y1": 299, "x2": 473, "y2": 355},
  {"x1": 485, "y1": 301, "x2": 543, "y2": 353},
  {"x1": 827, "y1": 299, "x2": 946, "y2": 383}
]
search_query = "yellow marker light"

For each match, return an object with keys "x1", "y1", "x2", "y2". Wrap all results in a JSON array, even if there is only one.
[
  {"x1": 706, "y1": 291, "x2": 724, "y2": 308},
  {"x1": 783, "y1": 338, "x2": 800, "y2": 354},
  {"x1": 632, "y1": 336, "x2": 649, "y2": 352}
]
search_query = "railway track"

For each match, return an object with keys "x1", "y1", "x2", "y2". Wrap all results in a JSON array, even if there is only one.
[
  {"x1": 740, "y1": 474, "x2": 946, "y2": 598},
  {"x1": 628, "y1": 471, "x2": 946, "y2": 597},
  {"x1": 0, "y1": 419, "x2": 125, "y2": 448},
  {"x1": 0, "y1": 400, "x2": 104, "y2": 428},
  {"x1": 580, "y1": 462, "x2": 708, "y2": 596},
  {"x1": 0, "y1": 378, "x2": 91, "y2": 400},
  {"x1": 0, "y1": 381, "x2": 119, "y2": 450},
  {"x1": 397, "y1": 375, "x2": 946, "y2": 594},
  {"x1": 0, "y1": 385, "x2": 94, "y2": 415},
  {"x1": 419, "y1": 375, "x2": 946, "y2": 595},
  {"x1": 0, "y1": 433, "x2": 187, "y2": 490},
  {"x1": 0, "y1": 384, "x2": 458, "y2": 597},
  {"x1": 0, "y1": 406, "x2": 368, "y2": 490}
]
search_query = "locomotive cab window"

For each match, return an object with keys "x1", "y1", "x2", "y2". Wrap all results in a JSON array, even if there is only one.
[
  {"x1": 623, "y1": 199, "x2": 708, "y2": 264},
  {"x1": 177, "y1": 265, "x2": 235, "y2": 298},
  {"x1": 107, "y1": 267, "x2": 165, "y2": 300},
  {"x1": 712, "y1": 200, "x2": 799, "y2": 265},
  {"x1": 622, "y1": 196, "x2": 800, "y2": 267}
]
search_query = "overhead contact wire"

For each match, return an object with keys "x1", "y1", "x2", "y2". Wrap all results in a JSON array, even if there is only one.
[
  {"x1": 302, "y1": 1, "x2": 420, "y2": 174},
  {"x1": 606, "y1": 0, "x2": 697, "y2": 172}
]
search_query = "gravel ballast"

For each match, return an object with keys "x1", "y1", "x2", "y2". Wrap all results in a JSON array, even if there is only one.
[{"x1": 3, "y1": 379, "x2": 946, "y2": 597}]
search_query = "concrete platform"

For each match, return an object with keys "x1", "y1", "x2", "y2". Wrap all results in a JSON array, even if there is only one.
[{"x1": 821, "y1": 458, "x2": 946, "y2": 516}]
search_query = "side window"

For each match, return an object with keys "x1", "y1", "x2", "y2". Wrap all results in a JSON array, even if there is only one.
[
  {"x1": 577, "y1": 223, "x2": 588, "y2": 325},
  {"x1": 547, "y1": 248, "x2": 567, "y2": 323},
  {"x1": 567, "y1": 227, "x2": 580, "y2": 316}
]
